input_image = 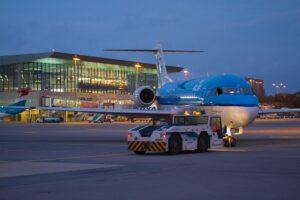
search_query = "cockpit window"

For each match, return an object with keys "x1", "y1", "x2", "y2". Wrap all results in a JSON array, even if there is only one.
[{"x1": 213, "y1": 88, "x2": 223, "y2": 96}]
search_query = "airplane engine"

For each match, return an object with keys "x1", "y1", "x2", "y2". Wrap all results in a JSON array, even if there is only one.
[{"x1": 133, "y1": 86, "x2": 156, "y2": 108}]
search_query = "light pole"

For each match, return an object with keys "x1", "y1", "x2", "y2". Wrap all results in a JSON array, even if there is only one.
[
  {"x1": 135, "y1": 63, "x2": 142, "y2": 90},
  {"x1": 272, "y1": 82, "x2": 286, "y2": 94},
  {"x1": 73, "y1": 56, "x2": 80, "y2": 106}
]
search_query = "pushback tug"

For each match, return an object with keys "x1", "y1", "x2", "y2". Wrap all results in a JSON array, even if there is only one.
[{"x1": 127, "y1": 114, "x2": 236, "y2": 155}]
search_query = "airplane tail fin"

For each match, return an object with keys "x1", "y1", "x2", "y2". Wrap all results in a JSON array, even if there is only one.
[
  {"x1": 154, "y1": 44, "x2": 172, "y2": 87},
  {"x1": 104, "y1": 45, "x2": 203, "y2": 88},
  {"x1": 9, "y1": 88, "x2": 30, "y2": 107}
]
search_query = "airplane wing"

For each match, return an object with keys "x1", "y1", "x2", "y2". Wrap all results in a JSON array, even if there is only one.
[
  {"x1": 36, "y1": 106, "x2": 173, "y2": 118},
  {"x1": 258, "y1": 108, "x2": 300, "y2": 114},
  {"x1": 0, "y1": 105, "x2": 32, "y2": 110},
  {"x1": 1, "y1": 104, "x2": 199, "y2": 118}
]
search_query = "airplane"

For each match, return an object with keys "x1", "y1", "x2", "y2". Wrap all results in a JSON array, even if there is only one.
[
  {"x1": 13, "y1": 45, "x2": 300, "y2": 138},
  {"x1": 0, "y1": 88, "x2": 30, "y2": 118}
]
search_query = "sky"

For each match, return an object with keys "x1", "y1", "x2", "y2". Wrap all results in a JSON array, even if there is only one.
[{"x1": 0, "y1": 0, "x2": 299, "y2": 95}]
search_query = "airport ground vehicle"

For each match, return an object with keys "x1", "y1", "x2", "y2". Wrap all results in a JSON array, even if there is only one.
[
  {"x1": 127, "y1": 114, "x2": 235, "y2": 155},
  {"x1": 99, "y1": 115, "x2": 113, "y2": 123},
  {"x1": 36, "y1": 117, "x2": 64, "y2": 123},
  {"x1": 88, "y1": 114, "x2": 113, "y2": 123}
]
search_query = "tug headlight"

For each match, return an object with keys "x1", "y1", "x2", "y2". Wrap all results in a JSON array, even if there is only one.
[
  {"x1": 162, "y1": 132, "x2": 167, "y2": 140},
  {"x1": 127, "y1": 132, "x2": 133, "y2": 140}
]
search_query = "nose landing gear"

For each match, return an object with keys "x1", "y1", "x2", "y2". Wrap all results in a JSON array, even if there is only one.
[
  {"x1": 223, "y1": 135, "x2": 237, "y2": 147},
  {"x1": 223, "y1": 123, "x2": 237, "y2": 147}
]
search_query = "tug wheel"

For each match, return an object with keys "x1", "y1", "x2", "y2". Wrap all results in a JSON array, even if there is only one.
[
  {"x1": 196, "y1": 134, "x2": 209, "y2": 152},
  {"x1": 168, "y1": 134, "x2": 182, "y2": 155}
]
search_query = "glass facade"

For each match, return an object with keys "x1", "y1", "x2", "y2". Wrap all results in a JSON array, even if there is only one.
[{"x1": 0, "y1": 57, "x2": 158, "y2": 94}]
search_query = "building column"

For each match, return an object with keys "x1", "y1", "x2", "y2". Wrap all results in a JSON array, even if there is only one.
[{"x1": 65, "y1": 111, "x2": 68, "y2": 122}]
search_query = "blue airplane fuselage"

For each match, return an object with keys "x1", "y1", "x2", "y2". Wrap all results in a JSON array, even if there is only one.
[
  {"x1": 156, "y1": 74, "x2": 259, "y2": 129},
  {"x1": 0, "y1": 99, "x2": 26, "y2": 118}
]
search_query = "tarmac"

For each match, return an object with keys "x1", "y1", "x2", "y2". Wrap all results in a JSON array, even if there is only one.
[{"x1": 0, "y1": 119, "x2": 299, "y2": 200}]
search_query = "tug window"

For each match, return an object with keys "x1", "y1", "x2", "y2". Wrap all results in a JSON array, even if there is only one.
[
  {"x1": 173, "y1": 116, "x2": 208, "y2": 125},
  {"x1": 210, "y1": 117, "x2": 223, "y2": 138}
]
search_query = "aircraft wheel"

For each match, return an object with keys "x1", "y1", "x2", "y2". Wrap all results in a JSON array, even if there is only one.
[
  {"x1": 224, "y1": 136, "x2": 236, "y2": 147},
  {"x1": 230, "y1": 137, "x2": 237, "y2": 147},
  {"x1": 168, "y1": 134, "x2": 182, "y2": 155}
]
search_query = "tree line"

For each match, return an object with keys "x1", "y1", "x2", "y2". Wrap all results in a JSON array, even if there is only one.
[{"x1": 262, "y1": 92, "x2": 300, "y2": 108}]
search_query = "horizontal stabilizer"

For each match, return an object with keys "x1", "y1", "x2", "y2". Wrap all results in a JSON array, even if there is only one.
[{"x1": 104, "y1": 49, "x2": 204, "y2": 53}]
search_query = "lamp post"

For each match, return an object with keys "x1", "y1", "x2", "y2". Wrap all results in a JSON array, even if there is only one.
[
  {"x1": 73, "y1": 56, "x2": 80, "y2": 106},
  {"x1": 272, "y1": 82, "x2": 286, "y2": 94},
  {"x1": 135, "y1": 63, "x2": 142, "y2": 90}
]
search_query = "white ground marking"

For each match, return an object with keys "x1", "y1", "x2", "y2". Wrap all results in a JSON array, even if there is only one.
[
  {"x1": 209, "y1": 148, "x2": 247, "y2": 152},
  {"x1": 0, "y1": 161, "x2": 122, "y2": 178},
  {"x1": 23, "y1": 131, "x2": 36, "y2": 134},
  {"x1": 270, "y1": 136, "x2": 300, "y2": 139}
]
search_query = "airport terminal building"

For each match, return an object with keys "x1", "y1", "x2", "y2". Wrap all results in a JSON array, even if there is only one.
[
  {"x1": 0, "y1": 52, "x2": 182, "y2": 122},
  {"x1": 246, "y1": 77, "x2": 265, "y2": 101}
]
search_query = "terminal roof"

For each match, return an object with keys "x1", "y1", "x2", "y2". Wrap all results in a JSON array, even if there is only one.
[{"x1": 0, "y1": 51, "x2": 183, "y2": 73}]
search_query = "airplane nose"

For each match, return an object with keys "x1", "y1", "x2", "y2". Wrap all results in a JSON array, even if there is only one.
[{"x1": 237, "y1": 107, "x2": 258, "y2": 127}]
